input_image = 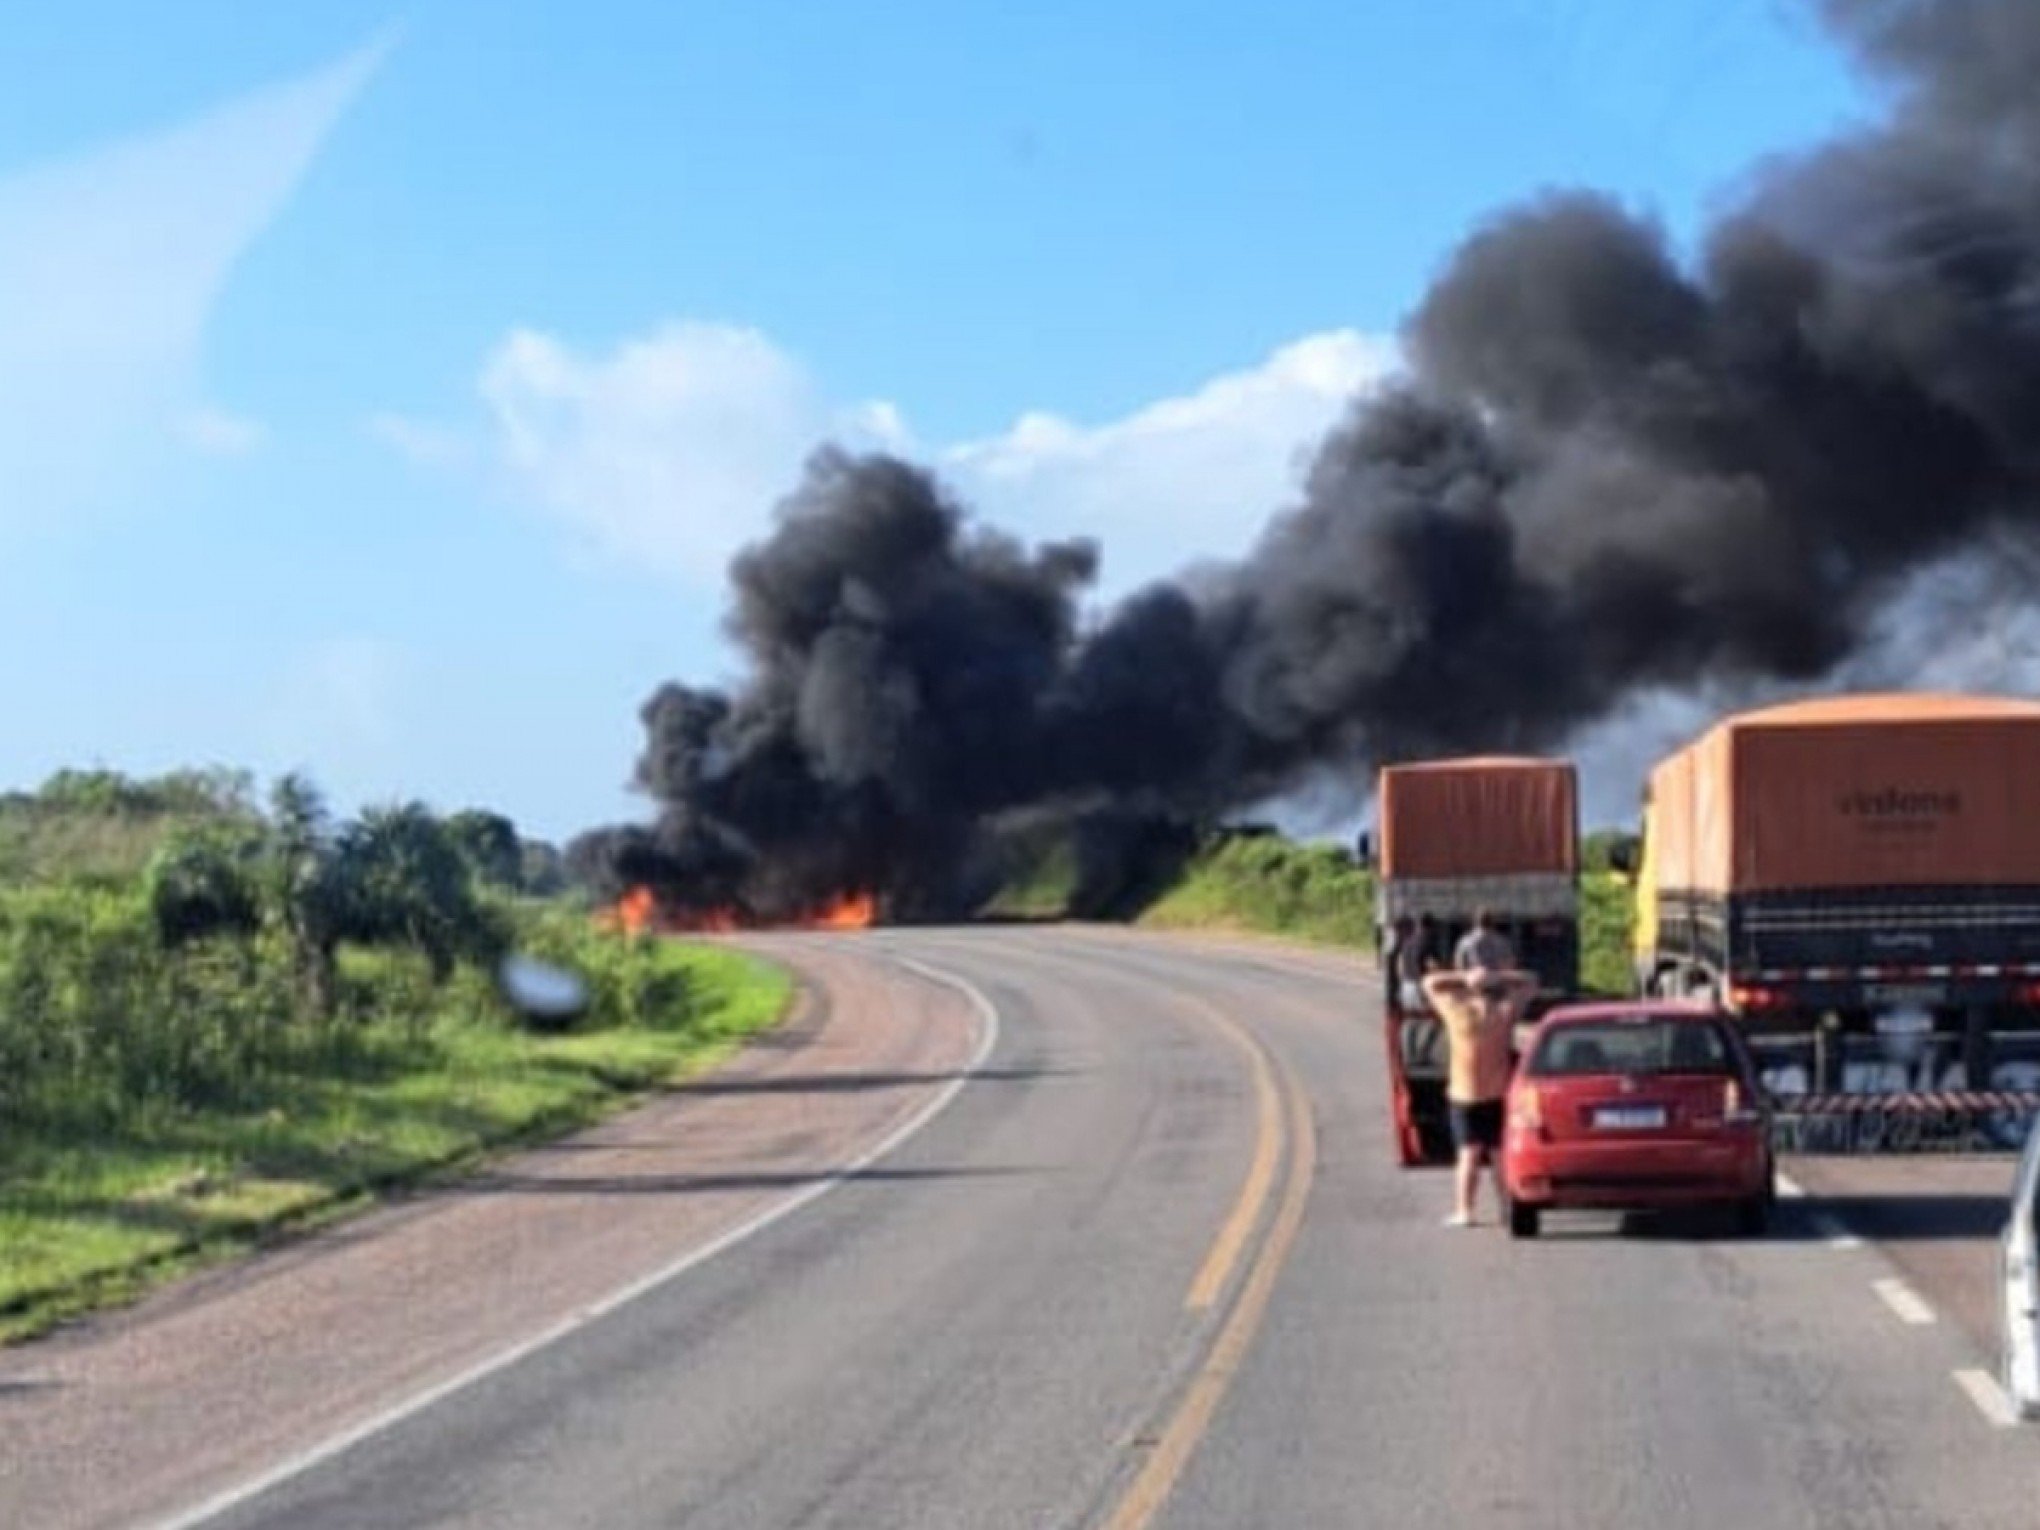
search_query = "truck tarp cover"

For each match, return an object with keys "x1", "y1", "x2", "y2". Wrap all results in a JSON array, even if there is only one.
[
  {"x1": 1377, "y1": 757, "x2": 1578, "y2": 878},
  {"x1": 1650, "y1": 693, "x2": 2040, "y2": 894}
]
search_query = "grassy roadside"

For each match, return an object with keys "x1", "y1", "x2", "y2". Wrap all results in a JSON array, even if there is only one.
[
  {"x1": 1134, "y1": 834, "x2": 1375, "y2": 949},
  {"x1": 980, "y1": 835, "x2": 1080, "y2": 920},
  {"x1": 996, "y1": 828, "x2": 1636, "y2": 994},
  {"x1": 0, "y1": 941, "x2": 791, "y2": 1343}
]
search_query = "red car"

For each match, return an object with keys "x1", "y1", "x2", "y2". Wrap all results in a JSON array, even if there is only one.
[{"x1": 1501, "y1": 1001, "x2": 1775, "y2": 1239}]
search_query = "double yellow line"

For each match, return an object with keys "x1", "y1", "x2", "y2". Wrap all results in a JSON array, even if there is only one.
[{"x1": 1099, "y1": 999, "x2": 1318, "y2": 1530}]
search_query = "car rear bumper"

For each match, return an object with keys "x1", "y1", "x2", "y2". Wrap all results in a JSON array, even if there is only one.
[{"x1": 1504, "y1": 1134, "x2": 1768, "y2": 1208}]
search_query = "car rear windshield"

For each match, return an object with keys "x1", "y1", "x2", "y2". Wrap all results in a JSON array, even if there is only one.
[{"x1": 1527, "y1": 1017, "x2": 1735, "y2": 1078}]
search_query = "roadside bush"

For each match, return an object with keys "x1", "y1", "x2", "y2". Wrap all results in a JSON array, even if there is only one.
[
  {"x1": 0, "y1": 884, "x2": 299, "y2": 1121},
  {"x1": 332, "y1": 804, "x2": 507, "y2": 983},
  {"x1": 146, "y1": 824, "x2": 267, "y2": 946},
  {"x1": 445, "y1": 808, "x2": 523, "y2": 890},
  {"x1": 510, "y1": 906, "x2": 695, "y2": 1032}
]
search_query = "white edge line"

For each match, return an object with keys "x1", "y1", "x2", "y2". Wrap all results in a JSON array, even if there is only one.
[
  {"x1": 1872, "y1": 1276, "x2": 1937, "y2": 1326},
  {"x1": 1953, "y1": 1367, "x2": 2019, "y2": 1428},
  {"x1": 149, "y1": 954, "x2": 1001, "y2": 1530},
  {"x1": 1774, "y1": 1171, "x2": 1806, "y2": 1200}
]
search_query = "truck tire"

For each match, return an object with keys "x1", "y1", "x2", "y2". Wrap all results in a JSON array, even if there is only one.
[{"x1": 1508, "y1": 1198, "x2": 1541, "y2": 1239}]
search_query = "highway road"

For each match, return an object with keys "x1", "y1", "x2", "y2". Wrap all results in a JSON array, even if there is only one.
[{"x1": 6, "y1": 926, "x2": 2039, "y2": 1529}]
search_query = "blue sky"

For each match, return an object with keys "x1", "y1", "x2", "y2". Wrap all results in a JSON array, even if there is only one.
[{"x1": 0, "y1": 1, "x2": 1872, "y2": 840}]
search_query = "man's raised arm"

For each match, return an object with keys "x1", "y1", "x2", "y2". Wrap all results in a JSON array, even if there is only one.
[{"x1": 1420, "y1": 970, "x2": 1467, "y2": 1006}]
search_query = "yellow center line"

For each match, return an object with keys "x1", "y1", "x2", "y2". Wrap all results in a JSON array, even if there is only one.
[
  {"x1": 1101, "y1": 1044, "x2": 1318, "y2": 1530},
  {"x1": 1182, "y1": 1004, "x2": 1285, "y2": 1311}
]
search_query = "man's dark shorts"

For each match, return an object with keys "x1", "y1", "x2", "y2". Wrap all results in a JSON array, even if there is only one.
[{"x1": 1449, "y1": 1097, "x2": 1505, "y2": 1153}]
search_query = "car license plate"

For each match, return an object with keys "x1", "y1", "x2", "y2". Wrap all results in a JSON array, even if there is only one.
[{"x1": 1592, "y1": 1105, "x2": 1666, "y2": 1130}]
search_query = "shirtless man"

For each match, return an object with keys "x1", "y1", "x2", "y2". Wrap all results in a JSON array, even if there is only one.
[{"x1": 1421, "y1": 967, "x2": 1538, "y2": 1227}]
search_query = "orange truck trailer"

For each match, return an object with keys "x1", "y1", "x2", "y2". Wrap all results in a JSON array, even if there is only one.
[
  {"x1": 1376, "y1": 756, "x2": 1581, "y2": 1165},
  {"x1": 1631, "y1": 693, "x2": 2040, "y2": 1143}
]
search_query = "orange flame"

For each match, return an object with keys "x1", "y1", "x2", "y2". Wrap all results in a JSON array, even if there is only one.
[
  {"x1": 598, "y1": 886, "x2": 878, "y2": 935},
  {"x1": 813, "y1": 891, "x2": 877, "y2": 930},
  {"x1": 609, "y1": 885, "x2": 656, "y2": 936}
]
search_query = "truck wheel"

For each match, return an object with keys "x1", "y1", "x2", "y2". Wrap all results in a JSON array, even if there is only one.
[{"x1": 1508, "y1": 1199, "x2": 1541, "y2": 1239}]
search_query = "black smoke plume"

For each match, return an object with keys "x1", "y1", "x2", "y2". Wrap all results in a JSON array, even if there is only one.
[{"x1": 589, "y1": 0, "x2": 2040, "y2": 919}]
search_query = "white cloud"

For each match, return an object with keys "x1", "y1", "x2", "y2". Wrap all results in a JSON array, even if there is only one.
[
  {"x1": 178, "y1": 403, "x2": 266, "y2": 456},
  {"x1": 0, "y1": 32, "x2": 389, "y2": 523},
  {"x1": 474, "y1": 323, "x2": 828, "y2": 579},
  {"x1": 947, "y1": 330, "x2": 1398, "y2": 595},
  {"x1": 420, "y1": 321, "x2": 1397, "y2": 595}
]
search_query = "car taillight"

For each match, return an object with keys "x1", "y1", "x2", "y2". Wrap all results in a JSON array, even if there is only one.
[
  {"x1": 1728, "y1": 983, "x2": 1787, "y2": 1013},
  {"x1": 1722, "y1": 1077, "x2": 1762, "y2": 1126},
  {"x1": 2017, "y1": 980, "x2": 2040, "y2": 1005},
  {"x1": 1513, "y1": 1085, "x2": 1544, "y2": 1132}
]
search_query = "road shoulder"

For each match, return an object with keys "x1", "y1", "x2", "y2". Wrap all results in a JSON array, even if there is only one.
[{"x1": 0, "y1": 943, "x2": 985, "y2": 1530}]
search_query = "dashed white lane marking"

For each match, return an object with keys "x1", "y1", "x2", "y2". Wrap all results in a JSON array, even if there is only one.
[
  {"x1": 945, "y1": 960, "x2": 2025, "y2": 1446},
  {"x1": 1768, "y1": 1171, "x2": 2018, "y2": 1435},
  {"x1": 1953, "y1": 1368, "x2": 2019, "y2": 1428},
  {"x1": 1872, "y1": 1276, "x2": 1938, "y2": 1326},
  {"x1": 151, "y1": 954, "x2": 1003, "y2": 1530},
  {"x1": 1811, "y1": 1212, "x2": 1864, "y2": 1250}
]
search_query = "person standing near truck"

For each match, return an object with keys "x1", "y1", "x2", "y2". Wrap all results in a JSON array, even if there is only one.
[
  {"x1": 1422, "y1": 967, "x2": 1537, "y2": 1227},
  {"x1": 1454, "y1": 908, "x2": 1515, "y2": 974},
  {"x1": 1384, "y1": 916, "x2": 1415, "y2": 1013},
  {"x1": 1385, "y1": 914, "x2": 1440, "y2": 1013}
]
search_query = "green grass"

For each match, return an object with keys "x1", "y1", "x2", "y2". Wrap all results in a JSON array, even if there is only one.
[
  {"x1": 0, "y1": 940, "x2": 790, "y2": 1341},
  {"x1": 1135, "y1": 834, "x2": 1376, "y2": 949},
  {"x1": 980, "y1": 835, "x2": 1080, "y2": 920},
  {"x1": 987, "y1": 824, "x2": 1637, "y2": 994},
  {"x1": 0, "y1": 768, "x2": 257, "y2": 889}
]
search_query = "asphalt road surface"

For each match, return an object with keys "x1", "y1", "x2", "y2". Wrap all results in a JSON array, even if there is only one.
[{"x1": 6, "y1": 926, "x2": 2038, "y2": 1529}]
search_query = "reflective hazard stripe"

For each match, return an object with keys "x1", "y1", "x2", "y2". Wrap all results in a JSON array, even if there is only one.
[
  {"x1": 1739, "y1": 965, "x2": 2040, "y2": 986},
  {"x1": 1777, "y1": 1091, "x2": 2040, "y2": 1114}
]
